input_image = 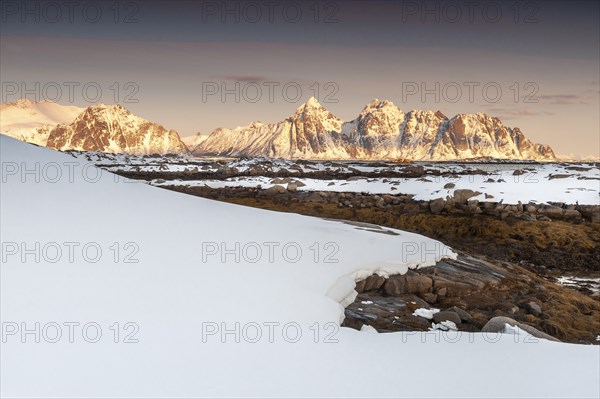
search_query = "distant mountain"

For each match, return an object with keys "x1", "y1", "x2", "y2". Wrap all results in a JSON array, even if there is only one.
[
  {"x1": 45, "y1": 104, "x2": 188, "y2": 154},
  {"x1": 194, "y1": 98, "x2": 555, "y2": 161},
  {"x1": 181, "y1": 132, "x2": 208, "y2": 152},
  {"x1": 0, "y1": 99, "x2": 84, "y2": 146}
]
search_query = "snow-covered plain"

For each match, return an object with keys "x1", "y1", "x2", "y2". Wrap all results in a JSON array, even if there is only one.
[
  {"x1": 72, "y1": 152, "x2": 599, "y2": 205},
  {"x1": 155, "y1": 166, "x2": 600, "y2": 205},
  {"x1": 1, "y1": 136, "x2": 599, "y2": 398}
]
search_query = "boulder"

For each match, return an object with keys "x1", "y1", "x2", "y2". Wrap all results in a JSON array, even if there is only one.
[
  {"x1": 421, "y1": 292, "x2": 438, "y2": 304},
  {"x1": 271, "y1": 177, "x2": 294, "y2": 184},
  {"x1": 362, "y1": 275, "x2": 386, "y2": 292},
  {"x1": 539, "y1": 205, "x2": 563, "y2": 219},
  {"x1": 433, "y1": 310, "x2": 462, "y2": 325},
  {"x1": 430, "y1": 198, "x2": 445, "y2": 214},
  {"x1": 446, "y1": 306, "x2": 473, "y2": 322},
  {"x1": 453, "y1": 189, "x2": 481, "y2": 203},
  {"x1": 383, "y1": 271, "x2": 433, "y2": 296},
  {"x1": 524, "y1": 301, "x2": 542, "y2": 316},
  {"x1": 262, "y1": 185, "x2": 287, "y2": 196},
  {"x1": 394, "y1": 315, "x2": 431, "y2": 331},
  {"x1": 563, "y1": 209, "x2": 581, "y2": 221},
  {"x1": 431, "y1": 276, "x2": 477, "y2": 296},
  {"x1": 405, "y1": 272, "x2": 433, "y2": 294},
  {"x1": 481, "y1": 316, "x2": 560, "y2": 342}
]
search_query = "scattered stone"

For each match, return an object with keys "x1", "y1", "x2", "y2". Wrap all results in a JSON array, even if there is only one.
[
  {"x1": 563, "y1": 209, "x2": 581, "y2": 221},
  {"x1": 443, "y1": 183, "x2": 456, "y2": 189},
  {"x1": 430, "y1": 198, "x2": 445, "y2": 214},
  {"x1": 262, "y1": 185, "x2": 287, "y2": 196},
  {"x1": 525, "y1": 301, "x2": 542, "y2": 316},
  {"x1": 271, "y1": 177, "x2": 294, "y2": 184},
  {"x1": 539, "y1": 205, "x2": 563, "y2": 219},
  {"x1": 453, "y1": 189, "x2": 481, "y2": 203}
]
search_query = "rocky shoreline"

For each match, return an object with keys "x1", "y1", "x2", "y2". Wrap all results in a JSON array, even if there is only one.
[
  {"x1": 343, "y1": 252, "x2": 599, "y2": 344},
  {"x1": 162, "y1": 181, "x2": 600, "y2": 223}
]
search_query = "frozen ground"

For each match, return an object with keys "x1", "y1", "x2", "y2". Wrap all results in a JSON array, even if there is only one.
[
  {"x1": 62, "y1": 151, "x2": 599, "y2": 205},
  {"x1": 155, "y1": 169, "x2": 599, "y2": 205},
  {"x1": 1, "y1": 136, "x2": 599, "y2": 398}
]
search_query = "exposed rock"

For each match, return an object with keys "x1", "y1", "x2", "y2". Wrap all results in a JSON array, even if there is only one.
[
  {"x1": 539, "y1": 205, "x2": 564, "y2": 219},
  {"x1": 481, "y1": 316, "x2": 560, "y2": 342},
  {"x1": 271, "y1": 177, "x2": 294, "y2": 184},
  {"x1": 446, "y1": 306, "x2": 472, "y2": 322},
  {"x1": 525, "y1": 301, "x2": 542, "y2": 316},
  {"x1": 430, "y1": 198, "x2": 445, "y2": 214},
  {"x1": 261, "y1": 185, "x2": 287, "y2": 196},
  {"x1": 563, "y1": 209, "x2": 581, "y2": 221},
  {"x1": 453, "y1": 189, "x2": 481, "y2": 203},
  {"x1": 433, "y1": 311, "x2": 462, "y2": 325},
  {"x1": 394, "y1": 315, "x2": 431, "y2": 330},
  {"x1": 383, "y1": 271, "x2": 433, "y2": 296},
  {"x1": 363, "y1": 275, "x2": 386, "y2": 291},
  {"x1": 421, "y1": 292, "x2": 438, "y2": 304}
]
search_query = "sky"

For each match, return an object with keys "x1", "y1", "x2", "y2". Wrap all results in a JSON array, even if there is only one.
[{"x1": 1, "y1": 0, "x2": 599, "y2": 158}]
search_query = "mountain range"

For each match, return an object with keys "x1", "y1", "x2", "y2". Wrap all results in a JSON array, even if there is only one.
[
  {"x1": 0, "y1": 98, "x2": 555, "y2": 160},
  {"x1": 195, "y1": 97, "x2": 555, "y2": 161}
]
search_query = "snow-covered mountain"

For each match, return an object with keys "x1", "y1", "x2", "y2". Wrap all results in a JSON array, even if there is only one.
[
  {"x1": 0, "y1": 99, "x2": 84, "y2": 146},
  {"x1": 195, "y1": 98, "x2": 556, "y2": 161},
  {"x1": 181, "y1": 132, "x2": 208, "y2": 152},
  {"x1": 46, "y1": 103, "x2": 188, "y2": 154}
]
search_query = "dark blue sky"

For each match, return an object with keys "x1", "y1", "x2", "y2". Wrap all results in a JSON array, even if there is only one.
[{"x1": 1, "y1": 0, "x2": 599, "y2": 157}]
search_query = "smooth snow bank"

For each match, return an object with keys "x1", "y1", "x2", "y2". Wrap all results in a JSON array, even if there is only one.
[{"x1": 1, "y1": 136, "x2": 599, "y2": 398}]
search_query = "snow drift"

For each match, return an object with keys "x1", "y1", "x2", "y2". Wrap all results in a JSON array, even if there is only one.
[{"x1": 1, "y1": 136, "x2": 598, "y2": 398}]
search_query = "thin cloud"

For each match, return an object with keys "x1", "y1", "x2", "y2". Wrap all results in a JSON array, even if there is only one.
[
  {"x1": 215, "y1": 75, "x2": 270, "y2": 82},
  {"x1": 537, "y1": 94, "x2": 588, "y2": 105},
  {"x1": 484, "y1": 107, "x2": 554, "y2": 120}
]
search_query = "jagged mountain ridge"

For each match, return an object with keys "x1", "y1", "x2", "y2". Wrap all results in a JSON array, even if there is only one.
[
  {"x1": 195, "y1": 98, "x2": 555, "y2": 161},
  {"x1": 46, "y1": 104, "x2": 188, "y2": 154}
]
